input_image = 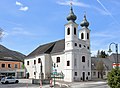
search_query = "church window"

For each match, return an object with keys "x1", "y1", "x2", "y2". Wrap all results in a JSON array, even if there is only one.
[
  {"x1": 27, "y1": 61, "x2": 29, "y2": 65},
  {"x1": 75, "y1": 43, "x2": 77, "y2": 46},
  {"x1": 38, "y1": 58, "x2": 41, "y2": 63},
  {"x1": 74, "y1": 27, "x2": 76, "y2": 35},
  {"x1": 87, "y1": 46, "x2": 89, "y2": 50},
  {"x1": 88, "y1": 60, "x2": 89, "y2": 67},
  {"x1": 34, "y1": 60, "x2": 36, "y2": 65},
  {"x1": 34, "y1": 72, "x2": 36, "y2": 75},
  {"x1": 74, "y1": 58, "x2": 77, "y2": 66},
  {"x1": 67, "y1": 28, "x2": 70, "y2": 35},
  {"x1": 87, "y1": 33, "x2": 89, "y2": 39},
  {"x1": 88, "y1": 72, "x2": 90, "y2": 76},
  {"x1": 81, "y1": 33, "x2": 84, "y2": 39},
  {"x1": 79, "y1": 44, "x2": 81, "y2": 48},
  {"x1": 82, "y1": 56, "x2": 85, "y2": 62},
  {"x1": 67, "y1": 61, "x2": 70, "y2": 66},
  {"x1": 56, "y1": 57, "x2": 60, "y2": 63},
  {"x1": 74, "y1": 72, "x2": 77, "y2": 76}
]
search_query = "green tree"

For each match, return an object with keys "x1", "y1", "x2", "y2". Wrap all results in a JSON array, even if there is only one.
[
  {"x1": 96, "y1": 60, "x2": 104, "y2": 79},
  {"x1": 97, "y1": 50, "x2": 108, "y2": 58},
  {"x1": 107, "y1": 67, "x2": 120, "y2": 88}
]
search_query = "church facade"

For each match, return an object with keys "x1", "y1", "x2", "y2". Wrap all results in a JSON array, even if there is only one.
[{"x1": 24, "y1": 6, "x2": 91, "y2": 82}]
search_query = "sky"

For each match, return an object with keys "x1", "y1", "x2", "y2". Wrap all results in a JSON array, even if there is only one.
[{"x1": 0, "y1": 0, "x2": 120, "y2": 56}]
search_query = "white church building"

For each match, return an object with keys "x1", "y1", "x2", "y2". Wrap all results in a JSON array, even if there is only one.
[{"x1": 24, "y1": 6, "x2": 91, "y2": 82}]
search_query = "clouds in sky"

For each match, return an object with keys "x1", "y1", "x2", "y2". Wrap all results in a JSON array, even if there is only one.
[
  {"x1": 16, "y1": 1, "x2": 28, "y2": 11},
  {"x1": 57, "y1": 0, "x2": 90, "y2": 8}
]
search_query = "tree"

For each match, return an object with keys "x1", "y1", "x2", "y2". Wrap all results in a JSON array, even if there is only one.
[
  {"x1": 107, "y1": 67, "x2": 120, "y2": 88},
  {"x1": 97, "y1": 50, "x2": 108, "y2": 58},
  {"x1": 96, "y1": 60, "x2": 104, "y2": 79}
]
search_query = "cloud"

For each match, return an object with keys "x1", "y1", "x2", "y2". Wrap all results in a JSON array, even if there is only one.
[
  {"x1": 19, "y1": 6, "x2": 28, "y2": 11},
  {"x1": 16, "y1": 1, "x2": 29, "y2": 11},
  {"x1": 16, "y1": 1, "x2": 23, "y2": 6},
  {"x1": 11, "y1": 27, "x2": 34, "y2": 36},
  {"x1": 57, "y1": 0, "x2": 90, "y2": 8}
]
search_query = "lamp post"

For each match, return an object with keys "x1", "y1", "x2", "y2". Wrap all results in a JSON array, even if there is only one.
[{"x1": 108, "y1": 42, "x2": 119, "y2": 67}]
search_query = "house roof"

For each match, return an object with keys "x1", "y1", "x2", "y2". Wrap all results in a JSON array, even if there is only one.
[
  {"x1": 91, "y1": 57, "x2": 113, "y2": 70},
  {"x1": 26, "y1": 39, "x2": 65, "y2": 58},
  {"x1": 108, "y1": 53, "x2": 120, "y2": 63}
]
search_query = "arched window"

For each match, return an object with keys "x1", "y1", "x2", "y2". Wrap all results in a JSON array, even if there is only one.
[
  {"x1": 82, "y1": 56, "x2": 85, "y2": 62},
  {"x1": 75, "y1": 43, "x2": 77, "y2": 46},
  {"x1": 67, "y1": 28, "x2": 70, "y2": 35},
  {"x1": 56, "y1": 57, "x2": 60, "y2": 63},
  {"x1": 74, "y1": 27, "x2": 76, "y2": 35},
  {"x1": 87, "y1": 33, "x2": 89, "y2": 39},
  {"x1": 81, "y1": 33, "x2": 84, "y2": 39}
]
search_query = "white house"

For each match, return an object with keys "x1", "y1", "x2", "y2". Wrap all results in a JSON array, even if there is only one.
[{"x1": 24, "y1": 6, "x2": 91, "y2": 82}]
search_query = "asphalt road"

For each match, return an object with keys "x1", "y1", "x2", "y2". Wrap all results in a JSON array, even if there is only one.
[{"x1": 0, "y1": 79, "x2": 110, "y2": 88}]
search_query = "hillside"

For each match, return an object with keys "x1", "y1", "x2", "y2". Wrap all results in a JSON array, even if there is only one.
[{"x1": 0, "y1": 45, "x2": 26, "y2": 62}]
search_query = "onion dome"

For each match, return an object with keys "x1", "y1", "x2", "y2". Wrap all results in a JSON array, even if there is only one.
[
  {"x1": 80, "y1": 14, "x2": 89, "y2": 28},
  {"x1": 67, "y1": 6, "x2": 77, "y2": 22}
]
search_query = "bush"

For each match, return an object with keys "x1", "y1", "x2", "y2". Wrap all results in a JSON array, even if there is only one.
[{"x1": 107, "y1": 67, "x2": 120, "y2": 88}]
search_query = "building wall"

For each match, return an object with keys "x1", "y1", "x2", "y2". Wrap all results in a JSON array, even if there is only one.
[
  {"x1": 0, "y1": 60, "x2": 21, "y2": 70},
  {"x1": 0, "y1": 60, "x2": 24, "y2": 78}
]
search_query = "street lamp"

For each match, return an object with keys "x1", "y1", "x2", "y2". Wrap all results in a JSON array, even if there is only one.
[{"x1": 108, "y1": 42, "x2": 119, "y2": 67}]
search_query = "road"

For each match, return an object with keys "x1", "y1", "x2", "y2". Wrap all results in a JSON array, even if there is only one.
[{"x1": 0, "y1": 79, "x2": 110, "y2": 88}]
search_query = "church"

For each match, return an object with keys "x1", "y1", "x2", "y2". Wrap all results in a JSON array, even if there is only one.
[{"x1": 24, "y1": 6, "x2": 91, "y2": 82}]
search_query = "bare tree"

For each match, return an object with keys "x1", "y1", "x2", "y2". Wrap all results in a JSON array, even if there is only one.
[{"x1": 96, "y1": 60, "x2": 104, "y2": 79}]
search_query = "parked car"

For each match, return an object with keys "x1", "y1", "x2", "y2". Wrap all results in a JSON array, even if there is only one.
[{"x1": 1, "y1": 76, "x2": 19, "y2": 84}]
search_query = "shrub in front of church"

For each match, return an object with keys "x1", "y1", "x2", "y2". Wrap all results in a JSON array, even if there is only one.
[{"x1": 107, "y1": 67, "x2": 120, "y2": 88}]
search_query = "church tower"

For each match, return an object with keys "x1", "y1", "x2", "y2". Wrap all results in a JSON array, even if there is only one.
[
  {"x1": 65, "y1": 6, "x2": 78, "y2": 51},
  {"x1": 79, "y1": 14, "x2": 90, "y2": 45},
  {"x1": 64, "y1": 6, "x2": 79, "y2": 82}
]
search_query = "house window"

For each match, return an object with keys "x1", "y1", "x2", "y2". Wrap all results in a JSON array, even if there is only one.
[
  {"x1": 34, "y1": 72, "x2": 36, "y2": 75},
  {"x1": 103, "y1": 72, "x2": 106, "y2": 75},
  {"x1": 67, "y1": 28, "x2": 70, "y2": 35},
  {"x1": 1, "y1": 64, "x2": 5, "y2": 68},
  {"x1": 88, "y1": 72, "x2": 90, "y2": 76},
  {"x1": 56, "y1": 57, "x2": 60, "y2": 63},
  {"x1": 34, "y1": 60, "x2": 36, "y2": 65},
  {"x1": 74, "y1": 72, "x2": 77, "y2": 76},
  {"x1": 75, "y1": 43, "x2": 77, "y2": 46},
  {"x1": 67, "y1": 61, "x2": 70, "y2": 66},
  {"x1": 38, "y1": 58, "x2": 41, "y2": 63},
  {"x1": 74, "y1": 27, "x2": 76, "y2": 35},
  {"x1": 15, "y1": 64, "x2": 17, "y2": 68},
  {"x1": 27, "y1": 61, "x2": 29, "y2": 65},
  {"x1": 82, "y1": 56, "x2": 85, "y2": 62},
  {"x1": 81, "y1": 33, "x2": 84, "y2": 39},
  {"x1": 8, "y1": 64, "x2": 11, "y2": 68},
  {"x1": 93, "y1": 72, "x2": 96, "y2": 76},
  {"x1": 87, "y1": 33, "x2": 89, "y2": 39}
]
